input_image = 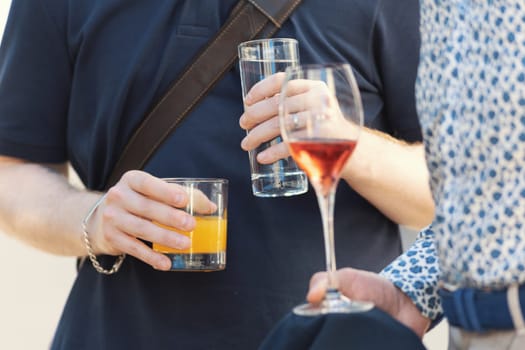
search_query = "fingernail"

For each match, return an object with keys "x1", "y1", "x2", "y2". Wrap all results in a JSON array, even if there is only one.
[
  {"x1": 155, "y1": 257, "x2": 171, "y2": 271},
  {"x1": 257, "y1": 151, "x2": 269, "y2": 162},
  {"x1": 162, "y1": 258, "x2": 172, "y2": 270},
  {"x1": 239, "y1": 114, "x2": 246, "y2": 128},
  {"x1": 240, "y1": 139, "x2": 248, "y2": 150}
]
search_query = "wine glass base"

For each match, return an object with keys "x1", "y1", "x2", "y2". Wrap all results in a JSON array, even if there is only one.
[{"x1": 293, "y1": 289, "x2": 374, "y2": 316}]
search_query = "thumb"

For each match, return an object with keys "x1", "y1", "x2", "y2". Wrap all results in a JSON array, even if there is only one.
[{"x1": 306, "y1": 273, "x2": 328, "y2": 304}]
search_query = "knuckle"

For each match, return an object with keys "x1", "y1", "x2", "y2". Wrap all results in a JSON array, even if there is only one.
[
  {"x1": 271, "y1": 73, "x2": 285, "y2": 91},
  {"x1": 122, "y1": 170, "x2": 147, "y2": 191},
  {"x1": 134, "y1": 217, "x2": 151, "y2": 234},
  {"x1": 101, "y1": 205, "x2": 118, "y2": 223},
  {"x1": 105, "y1": 186, "x2": 124, "y2": 203},
  {"x1": 169, "y1": 234, "x2": 181, "y2": 247},
  {"x1": 172, "y1": 215, "x2": 189, "y2": 232},
  {"x1": 137, "y1": 198, "x2": 155, "y2": 219},
  {"x1": 165, "y1": 232, "x2": 184, "y2": 249},
  {"x1": 127, "y1": 242, "x2": 142, "y2": 257},
  {"x1": 175, "y1": 235, "x2": 190, "y2": 249},
  {"x1": 102, "y1": 229, "x2": 116, "y2": 244},
  {"x1": 171, "y1": 188, "x2": 189, "y2": 207},
  {"x1": 272, "y1": 93, "x2": 281, "y2": 107},
  {"x1": 122, "y1": 170, "x2": 140, "y2": 182},
  {"x1": 154, "y1": 229, "x2": 168, "y2": 244},
  {"x1": 270, "y1": 118, "x2": 281, "y2": 133},
  {"x1": 155, "y1": 221, "x2": 187, "y2": 248},
  {"x1": 162, "y1": 212, "x2": 177, "y2": 227}
]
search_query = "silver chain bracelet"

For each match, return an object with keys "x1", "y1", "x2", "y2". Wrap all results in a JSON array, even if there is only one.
[{"x1": 81, "y1": 193, "x2": 126, "y2": 275}]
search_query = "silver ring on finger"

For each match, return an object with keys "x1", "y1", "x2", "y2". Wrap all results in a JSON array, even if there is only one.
[{"x1": 291, "y1": 113, "x2": 300, "y2": 129}]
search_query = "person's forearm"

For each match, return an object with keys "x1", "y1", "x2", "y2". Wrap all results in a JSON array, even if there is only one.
[
  {"x1": 342, "y1": 128, "x2": 434, "y2": 229},
  {"x1": 0, "y1": 159, "x2": 100, "y2": 256}
]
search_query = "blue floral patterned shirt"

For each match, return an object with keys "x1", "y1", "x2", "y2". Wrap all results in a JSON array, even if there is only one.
[{"x1": 381, "y1": 0, "x2": 525, "y2": 321}]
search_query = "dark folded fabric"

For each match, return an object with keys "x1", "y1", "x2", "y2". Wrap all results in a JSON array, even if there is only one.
[{"x1": 259, "y1": 307, "x2": 426, "y2": 350}]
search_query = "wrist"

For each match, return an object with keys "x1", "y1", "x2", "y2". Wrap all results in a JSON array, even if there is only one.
[
  {"x1": 81, "y1": 193, "x2": 105, "y2": 254},
  {"x1": 340, "y1": 129, "x2": 374, "y2": 185},
  {"x1": 396, "y1": 288, "x2": 431, "y2": 338},
  {"x1": 81, "y1": 193, "x2": 126, "y2": 274}
]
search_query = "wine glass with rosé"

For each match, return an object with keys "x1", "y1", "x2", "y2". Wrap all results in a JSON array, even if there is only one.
[{"x1": 279, "y1": 63, "x2": 373, "y2": 315}]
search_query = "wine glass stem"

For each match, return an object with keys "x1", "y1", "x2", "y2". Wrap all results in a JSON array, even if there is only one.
[{"x1": 315, "y1": 184, "x2": 339, "y2": 291}]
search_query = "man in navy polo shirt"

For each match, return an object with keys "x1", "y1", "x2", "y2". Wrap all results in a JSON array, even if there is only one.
[{"x1": 0, "y1": 0, "x2": 430, "y2": 348}]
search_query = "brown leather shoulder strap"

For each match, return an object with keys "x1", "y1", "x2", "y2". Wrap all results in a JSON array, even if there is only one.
[{"x1": 104, "y1": 0, "x2": 302, "y2": 189}]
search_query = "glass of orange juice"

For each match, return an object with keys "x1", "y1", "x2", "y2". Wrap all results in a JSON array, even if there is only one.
[{"x1": 153, "y1": 178, "x2": 228, "y2": 271}]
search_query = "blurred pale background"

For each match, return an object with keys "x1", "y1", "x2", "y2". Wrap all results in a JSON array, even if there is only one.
[{"x1": 0, "y1": 1, "x2": 447, "y2": 349}]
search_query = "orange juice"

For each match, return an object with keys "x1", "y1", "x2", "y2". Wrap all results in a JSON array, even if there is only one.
[
  {"x1": 154, "y1": 178, "x2": 228, "y2": 271},
  {"x1": 153, "y1": 216, "x2": 227, "y2": 254}
]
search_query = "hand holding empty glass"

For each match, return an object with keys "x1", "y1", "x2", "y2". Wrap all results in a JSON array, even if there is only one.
[{"x1": 279, "y1": 63, "x2": 373, "y2": 315}]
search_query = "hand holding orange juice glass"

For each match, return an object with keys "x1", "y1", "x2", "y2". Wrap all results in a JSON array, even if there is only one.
[{"x1": 153, "y1": 178, "x2": 228, "y2": 271}]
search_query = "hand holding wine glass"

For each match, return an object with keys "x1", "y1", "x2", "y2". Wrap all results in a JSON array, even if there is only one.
[{"x1": 279, "y1": 63, "x2": 373, "y2": 315}]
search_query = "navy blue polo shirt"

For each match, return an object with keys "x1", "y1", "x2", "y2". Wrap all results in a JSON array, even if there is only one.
[{"x1": 0, "y1": 0, "x2": 421, "y2": 348}]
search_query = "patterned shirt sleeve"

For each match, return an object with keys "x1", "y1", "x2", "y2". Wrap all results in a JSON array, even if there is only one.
[{"x1": 380, "y1": 226, "x2": 443, "y2": 321}]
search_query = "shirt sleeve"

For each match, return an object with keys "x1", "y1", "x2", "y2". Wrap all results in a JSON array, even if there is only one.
[
  {"x1": 0, "y1": 0, "x2": 71, "y2": 163},
  {"x1": 380, "y1": 226, "x2": 443, "y2": 322}
]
